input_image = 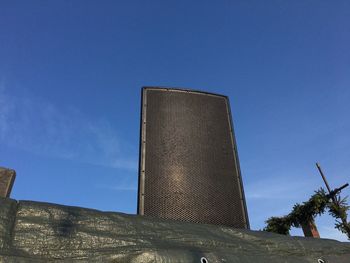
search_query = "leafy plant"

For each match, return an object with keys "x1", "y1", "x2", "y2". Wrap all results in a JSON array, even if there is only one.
[
  {"x1": 327, "y1": 195, "x2": 350, "y2": 239},
  {"x1": 264, "y1": 187, "x2": 350, "y2": 240}
]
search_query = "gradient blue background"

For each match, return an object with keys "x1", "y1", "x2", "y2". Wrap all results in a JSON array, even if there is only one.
[{"x1": 1, "y1": 0, "x2": 349, "y2": 241}]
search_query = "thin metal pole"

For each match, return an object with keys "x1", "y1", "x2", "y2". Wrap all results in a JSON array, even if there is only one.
[
  {"x1": 316, "y1": 163, "x2": 332, "y2": 194},
  {"x1": 315, "y1": 163, "x2": 350, "y2": 237}
]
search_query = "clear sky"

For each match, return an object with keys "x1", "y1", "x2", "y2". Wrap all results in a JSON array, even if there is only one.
[{"x1": 1, "y1": 1, "x2": 349, "y2": 241}]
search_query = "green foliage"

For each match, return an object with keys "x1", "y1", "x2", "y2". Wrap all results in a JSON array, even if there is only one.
[
  {"x1": 264, "y1": 216, "x2": 292, "y2": 235},
  {"x1": 327, "y1": 195, "x2": 350, "y2": 239},
  {"x1": 264, "y1": 187, "x2": 350, "y2": 240},
  {"x1": 289, "y1": 188, "x2": 328, "y2": 228}
]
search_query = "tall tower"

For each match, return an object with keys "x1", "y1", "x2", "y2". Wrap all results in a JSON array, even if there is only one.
[{"x1": 138, "y1": 87, "x2": 249, "y2": 228}]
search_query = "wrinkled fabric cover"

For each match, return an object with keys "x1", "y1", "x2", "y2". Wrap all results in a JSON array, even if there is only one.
[{"x1": 0, "y1": 197, "x2": 349, "y2": 262}]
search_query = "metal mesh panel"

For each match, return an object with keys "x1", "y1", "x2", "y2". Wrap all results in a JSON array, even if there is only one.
[{"x1": 138, "y1": 88, "x2": 249, "y2": 228}]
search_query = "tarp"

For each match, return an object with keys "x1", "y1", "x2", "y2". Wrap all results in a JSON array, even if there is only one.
[{"x1": 0, "y1": 197, "x2": 349, "y2": 262}]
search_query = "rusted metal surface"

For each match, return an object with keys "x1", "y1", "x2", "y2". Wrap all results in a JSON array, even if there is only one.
[
  {"x1": 302, "y1": 220, "x2": 320, "y2": 238},
  {"x1": 0, "y1": 167, "x2": 16, "y2": 198}
]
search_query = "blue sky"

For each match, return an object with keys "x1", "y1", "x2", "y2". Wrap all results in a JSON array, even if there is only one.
[{"x1": 1, "y1": 1, "x2": 349, "y2": 241}]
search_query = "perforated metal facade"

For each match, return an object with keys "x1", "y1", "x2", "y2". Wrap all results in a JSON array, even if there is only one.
[{"x1": 138, "y1": 87, "x2": 249, "y2": 229}]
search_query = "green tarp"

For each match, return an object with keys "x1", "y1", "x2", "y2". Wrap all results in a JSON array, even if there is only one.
[{"x1": 0, "y1": 197, "x2": 349, "y2": 262}]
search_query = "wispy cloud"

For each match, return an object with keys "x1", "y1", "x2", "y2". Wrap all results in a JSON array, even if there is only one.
[
  {"x1": 245, "y1": 174, "x2": 321, "y2": 230},
  {"x1": 318, "y1": 225, "x2": 349, "y2": 242},
  {"x1": 97, "y1": 184, "x2": 137, "y2": 191},
  {"x1": 0, "y1": 84, "x2": 137, "y2": 171},
  {"x1": 245, "y1": 176, "x2": 316, "y2": 200}
]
